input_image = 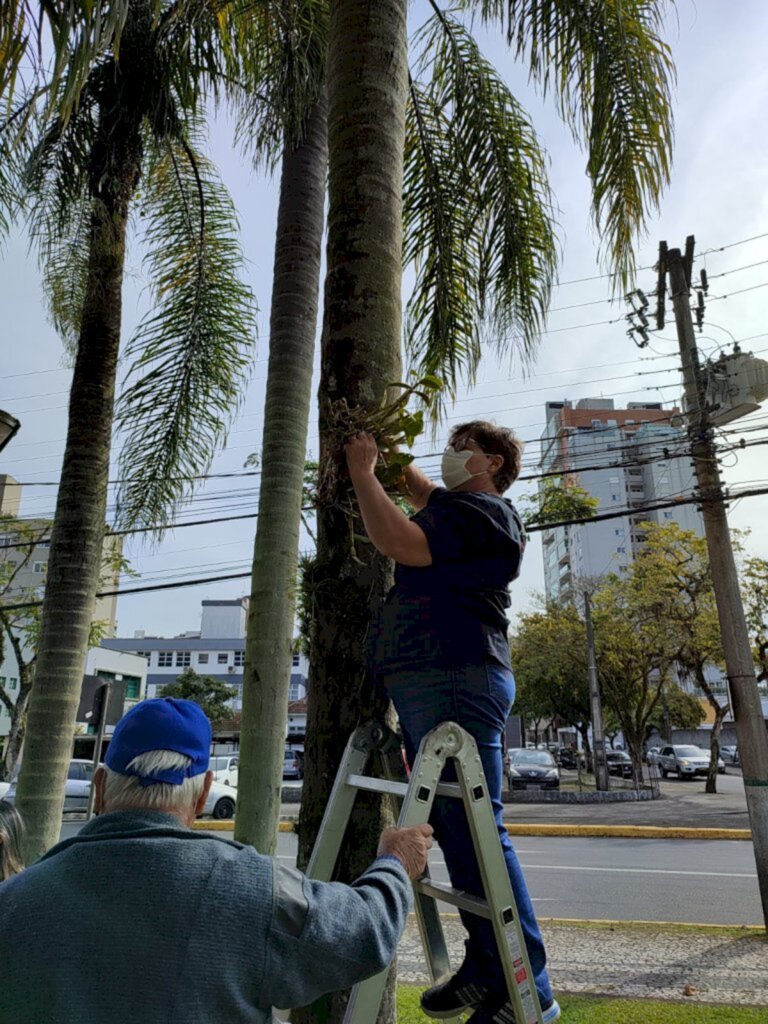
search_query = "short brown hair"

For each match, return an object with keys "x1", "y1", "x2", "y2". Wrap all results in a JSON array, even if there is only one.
[{"x1": 449, "y1": 420, "x2": 524, "y2": 494}]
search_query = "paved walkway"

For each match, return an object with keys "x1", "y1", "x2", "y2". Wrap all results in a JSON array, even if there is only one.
[{"x1": 397, "y1": 917, "x2": 768, "y2": 1007}]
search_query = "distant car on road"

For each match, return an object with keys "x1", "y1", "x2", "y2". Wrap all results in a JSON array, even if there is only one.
[
  {"x1": 645, "y1": 747, "x2": 661, "y2": 765},
  {"x1": 209, "y1": 754, "x2": 239, "y2": 787},
  {"x1": 200, "y1": 779, "x2": 237, "y2": 820},
  {"x1": 506, "y1": 749, "x2": 560, "y2": 790},
  {"x1": 283, "y1": 749, "x2": 303, "y2": 780},
  {"x1": 720, "y1": 745, "x2": 739, "y2": 765},
  {"x1": 557, "y1": 748, "x2": 579, "y2": 769},
  {"x1": 605, "y1": 750, "x2": 634, "y2": 779},
  {"x1": 5, "y1": 759, "x2": 95, "y2": 813},
  {"x1": 657, "y1": 745, "x2": 725, "y2": 778}
]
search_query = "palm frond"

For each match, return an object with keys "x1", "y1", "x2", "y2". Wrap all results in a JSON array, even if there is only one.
[
  {"x1": 406, "y1": 12, "x2": 557, "y2": 410},
  {"x1": 231, "y1": 0, "x2": 328, "y2": 170},
  {"x1": 0, "y1": 0, "x2": 31, "y2": 109},
  {"x1": 20, "y1": 100, "x2": 98, "y2": 348},
  {"x1": 467, "y1": 0, "x2": 675, "y2": 287},
  {"x1": 115, "y1": 131, "x2": 257, "y2": 531}
]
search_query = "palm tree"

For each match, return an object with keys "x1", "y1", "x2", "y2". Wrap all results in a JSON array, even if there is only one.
[
  {"x1": 296, "y1": 4, "x2": 673, "y2": 1019},
  {"x1": 1, "y1": 0, "x2": 256, "y2": 861}
]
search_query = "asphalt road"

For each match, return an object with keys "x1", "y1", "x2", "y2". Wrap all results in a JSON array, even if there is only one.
[{"x1": 57, "y1": 821, "x2": 761, "y2": 926}]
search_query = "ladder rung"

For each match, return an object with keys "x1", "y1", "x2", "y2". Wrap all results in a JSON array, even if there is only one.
[
  {"x1": 346, "y1": 774, "x2": 462, "y2": 799},
  {"x1": 415, "y1": 879, "x2": 492, "y2": 919}
]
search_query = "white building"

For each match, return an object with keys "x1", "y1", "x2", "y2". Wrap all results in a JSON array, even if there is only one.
[
  {"x1": 539, "y1": 399, "x2": 704, "y2": 605},
  {"x1": 100, "y1": 598, "x2": 309, "y2": 715}
]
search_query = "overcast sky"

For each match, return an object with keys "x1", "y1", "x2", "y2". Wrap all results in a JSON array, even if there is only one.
[{"x1": 1, "y1": 0, "x2": 767, "y2": 640}]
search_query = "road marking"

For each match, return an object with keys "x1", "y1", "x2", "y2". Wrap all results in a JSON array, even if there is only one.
[{"x1": 520, "y1": 863, "x2": 757, "y2": 879}]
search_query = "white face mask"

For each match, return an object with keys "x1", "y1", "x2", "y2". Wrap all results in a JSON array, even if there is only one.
[{"x1": 441, "y1": 446, "x2": 490, "y2": 490}]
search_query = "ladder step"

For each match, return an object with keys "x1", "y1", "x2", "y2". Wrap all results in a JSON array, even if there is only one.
[
  {"x1": 346, "y1": 774, "x2": 462, "y2": 799},
  {"x1": 415, "y1": 879, "x2": 492, "y2": 919}
]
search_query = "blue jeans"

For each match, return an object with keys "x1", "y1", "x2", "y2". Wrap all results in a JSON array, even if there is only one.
[{"x1": 383, "y1": 662, "x2": 553, "y2": 1007}]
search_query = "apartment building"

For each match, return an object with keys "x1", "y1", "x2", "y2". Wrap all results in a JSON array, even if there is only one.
[{"x1": 539, "y1": 399, "x2": 704, "y2": 604}]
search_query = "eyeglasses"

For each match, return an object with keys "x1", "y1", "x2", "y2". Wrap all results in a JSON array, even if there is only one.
[{"x1": 448, "y1": 437, "x2": 492, "y2": 456}]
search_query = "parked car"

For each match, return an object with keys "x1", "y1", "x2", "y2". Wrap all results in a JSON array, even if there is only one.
[
  {"x1": 5, "y1": 759, "x2": 95, "y2": 813},
  {"x1": 720, "y1": 745, "x2": 739, "y2": 765},
  {"x1": 605, "y1": 750, "x2": 634, "y2": 779},
  {"x1": 283, "y1": 749, "x2": 303, "y2": 780},
  {"x1": 557, "y1": 748, "x2": 579, "y2": 770},
  {"x1": 0, "y1": 780, "x2": 10, "y2": 801},
  {"x1": 200, "y1": 779, "x2": 237, "y2": 820},
  {"x1": 645, "y1": 747, "x2": 661, "y2": 765},
  {"x1": 209, "y1": 754, "x2": 239, "y2": 787},
  {"x1": 506, "y1": 749, "x2": 560, "y2": 790},
  {"x1": 657, "y1": 745, "x2": 725, "y2": 779}
]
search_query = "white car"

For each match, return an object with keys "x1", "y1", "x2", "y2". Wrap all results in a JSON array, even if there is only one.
[
  {"x1": 0, "y1": 780, "x2": 10, "y2": 801},
  {"x1": 209, "y1": 754, "x2": 239, "y2": 788},
  {"x1": 200, "y1": 779, "x2": 237, "y2": 820}
]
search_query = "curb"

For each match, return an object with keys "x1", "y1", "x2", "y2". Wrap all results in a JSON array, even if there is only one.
[{"x1": 193, "y1": 820, "x2": 752, "y2": 840}]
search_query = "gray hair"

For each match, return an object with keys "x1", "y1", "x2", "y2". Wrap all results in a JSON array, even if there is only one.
[
  {"x1": 0, "y1": 799, "x2": 26, "y2": 880},
  {"x1": 102, "y1": 750, "x2": 207, "y2": 814}
]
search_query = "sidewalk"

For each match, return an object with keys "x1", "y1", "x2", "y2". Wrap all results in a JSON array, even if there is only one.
[{"x1": 397, "y1": 917, "x2": 768, "y2": 1007}]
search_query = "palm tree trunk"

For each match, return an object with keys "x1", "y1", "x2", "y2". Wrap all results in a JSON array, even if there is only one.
[
  {"x1": 15, "y1": 112, "x2": 142, "y2": 862},
  {"x1": 235, "y1": 94, "x2": 328, "y2": 856},
  {"x1": 297, "y1": 3, "x2": 408, "y2": 1023}
]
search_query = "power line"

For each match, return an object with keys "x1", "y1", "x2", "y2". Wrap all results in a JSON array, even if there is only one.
[{"x1": 4, "y1": 484, "x2": 768, "y2": 612}]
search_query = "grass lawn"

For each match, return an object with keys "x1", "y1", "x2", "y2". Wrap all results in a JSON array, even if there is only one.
[{"x1": 397, "y1": 985, "x2": 766, "y2": 1023}]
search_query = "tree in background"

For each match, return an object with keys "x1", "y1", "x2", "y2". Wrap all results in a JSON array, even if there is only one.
[
  {"x1": 509, "y1": 602, "x2": 590, "y2": 751},
  {"x1": 520, "y1": 478, "x2": 598, "y2": 529},
  {"x1": 161, "y1": 669, "x2": 235, "y2": 729},
  {"x1": 742, "y1": 556, "x2": 768, "y2": 685},
  {"x1": 2, "y1": 2, "x2": 256, "y2": 861},
  {"x1": 630, "y1": 523, "x2": 727, "y2": 792}
]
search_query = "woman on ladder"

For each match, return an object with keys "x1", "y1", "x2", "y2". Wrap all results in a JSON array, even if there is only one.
[{"x1": 345, "y1": 421, "x2": 560, "y2": 1024}]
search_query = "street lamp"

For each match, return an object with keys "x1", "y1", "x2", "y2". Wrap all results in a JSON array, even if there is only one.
[{"x1": 0, "y1": 409, "x2": 21, "y2": 454}]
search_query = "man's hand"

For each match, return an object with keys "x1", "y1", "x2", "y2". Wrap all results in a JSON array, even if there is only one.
[
  {"x1": 377, "y1": 824, "x2": 434, "y2": 880},
  {"x1": 345, "y1": 432, "x2": 380, "y2": 479}
]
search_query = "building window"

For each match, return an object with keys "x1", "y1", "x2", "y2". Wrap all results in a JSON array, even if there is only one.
[
  {"x1": 617, "y1": 546, "x2": 626, "y2": 554},
  {"x1": 123, "y1": 676, "x2": 141, "y2": 700},
  {"x1": 614, "y1": 529, "x2": 622, "y2": 536},
  {"x1": 217, "y1": 652, "x2": 229, "y2": 665},
  {"x1": 135, "y1": 651, "x2": 150, "y2": 660},
  {"x1": 198, "y1": 653, "x2": 209, "y2": 665},
  {"x1": 292, "y1": 653, "x2": 300, "y2": 667},
  {"x1": 0, "y1": 676, "x2": 5, "y2": 688},
  {"x1": 663, "y1": 511, "x2": 673, "y2": 520},
  {"x1": 32, "y1": 561, "x2": 47, "y2": 574},
  {"x1": 158, "y1": 651, "x2": 174, "y2": 667},
  {"x1": 611, "y1": 494, "x2": 620, "y2": 502},
  {"x1": 8, "y1": 677, "x2": 18, "y2": 690},
  {"x1": 234, "y1": 650, "x2": 245, "y2": 667},
  {"x1": 175, "y1": 651, "x2": 191, "y2": 668}
]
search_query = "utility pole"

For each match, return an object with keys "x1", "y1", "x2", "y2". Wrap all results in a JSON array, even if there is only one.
[
  {"x1": 667, "y1": 240, "x2": 768, "y2": 928},
  {"x1": 583, "y1": 591, "x2": 609, "y2": 791}
]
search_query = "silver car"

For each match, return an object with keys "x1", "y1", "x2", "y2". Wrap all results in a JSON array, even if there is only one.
[
  {"x1": 5, "y1": 759, "x2": 95, "y2": 813},
  {"x1": 657, "y1": 745, "x2": 725, "y2": 778}
]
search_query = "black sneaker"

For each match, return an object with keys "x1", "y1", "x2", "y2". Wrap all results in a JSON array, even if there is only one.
[
  {"x1": 466, "y1": 993, "x2": 561, "y2": 1024},
  {"x1": 420, "y1": 976, "x2": 490, "y2": 1019}
]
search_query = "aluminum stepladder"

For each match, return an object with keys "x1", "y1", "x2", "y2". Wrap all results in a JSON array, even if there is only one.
[{"x1": 304, "y1": 720, "x2": 544, "y2": 1024}]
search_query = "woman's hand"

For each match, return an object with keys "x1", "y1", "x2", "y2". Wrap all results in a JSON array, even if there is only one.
[{"x1": 345, "y1": 432, "x2": 380, "y2": 479}]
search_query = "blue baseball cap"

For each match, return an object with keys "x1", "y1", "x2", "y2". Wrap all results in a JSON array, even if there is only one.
[{"x1": 105, "y1": 698, "x2": 211, "y2": 786}]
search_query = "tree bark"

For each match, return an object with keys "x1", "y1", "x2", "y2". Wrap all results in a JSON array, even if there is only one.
[
  {"x1": 15, "y1": 75, "x2": 144, "y2": 861},
  {"x1": 236, "y1": 94, "x2": 328, "y2": 855},
  {"x1": 696, "y1": 665, "x2": 729, "y2": 795},
  {"x1": 297, "y1": 3, "x2": 408, "y2": 1023}
]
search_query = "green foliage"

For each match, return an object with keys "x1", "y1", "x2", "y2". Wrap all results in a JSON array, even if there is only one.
[
  {"x1": 405, "y1": 10, "x2": 557, "y2": 406},
  {"x1": 160, "y1": 668, "x2": 234, "y2": 727},
  {"x1": 397, "y1": 984, "x2": 768, "y2": 1024},
  {"x1": 520, "y1": 477, "x2": 599, "y2": 527},
  {"x1": 115, "y1": 133, "x2": 256, "y2": 530},
  {"x1": 509, "y1": 601, "x2": 590, "y2": 730},
  {"x1": 742, "y1": 556, "x2": 768, "y2": 682},
  {"x1": 646, "y1": 683, "x2": 706, "y2": 737},
  {"x1": 467, "y1": 0, "x2": 675, "y2": 288}
]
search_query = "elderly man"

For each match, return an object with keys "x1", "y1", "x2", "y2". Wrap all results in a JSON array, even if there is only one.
[{"x1": 0, "y1": 698, "x2": 432, "y2": 1023}]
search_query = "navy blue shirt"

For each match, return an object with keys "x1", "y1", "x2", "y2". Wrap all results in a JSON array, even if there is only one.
[{"x1": 374, "y1": 488, "x2": 526, "y2": 672}]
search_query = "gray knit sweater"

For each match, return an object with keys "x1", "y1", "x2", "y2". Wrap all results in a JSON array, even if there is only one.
[{"x1": 0, "y1": 810, "x2": 412, "y2": 1023}]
